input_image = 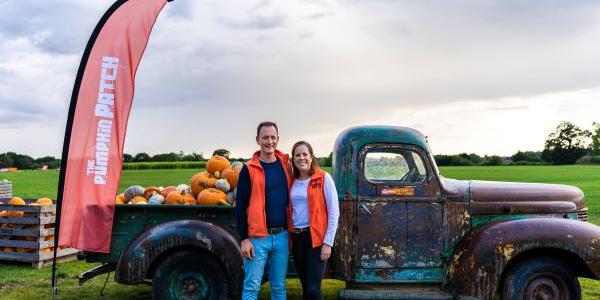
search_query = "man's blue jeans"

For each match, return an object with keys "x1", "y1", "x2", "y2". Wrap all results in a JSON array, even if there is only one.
[{"x1": 242, "y1": 231, "x2": 288, "y2": 300}]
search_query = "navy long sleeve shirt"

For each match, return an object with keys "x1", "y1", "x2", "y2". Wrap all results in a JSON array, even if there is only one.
[{"x1": 235, "y1": 159, "x2": 289, "y2": 240}]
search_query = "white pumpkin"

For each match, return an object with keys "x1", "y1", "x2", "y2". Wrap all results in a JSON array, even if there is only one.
[
  {"x1": 226, "y1": 191, "x2": 236, "y2": 205},
  {"x1": 148, "y1": 194, "x2": 165, "y2": 205},
  {"x1": 215, "y1": 179, "x2": 230, "y2": 193}
]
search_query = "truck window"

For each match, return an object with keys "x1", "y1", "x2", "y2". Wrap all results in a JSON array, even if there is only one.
[{"x1": 364, "y1": 149, "x2": 426, "y2": 183}]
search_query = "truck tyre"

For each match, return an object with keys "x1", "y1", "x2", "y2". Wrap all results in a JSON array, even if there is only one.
[
  {"x1": 501, "y1": 257, "x2": 581, "y2": 300},
  {"x1": 152, "y1": 249, "x2": 228, "y2": 300}
]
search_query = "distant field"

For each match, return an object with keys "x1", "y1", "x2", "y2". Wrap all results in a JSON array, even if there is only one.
[{"x1": 0, "y1": 165, "x2": 599, "y2": 299}]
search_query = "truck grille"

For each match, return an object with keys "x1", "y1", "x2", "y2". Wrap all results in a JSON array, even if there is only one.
[{"x1": 577, "y1": 208, "x2": 588, "y2": 222}]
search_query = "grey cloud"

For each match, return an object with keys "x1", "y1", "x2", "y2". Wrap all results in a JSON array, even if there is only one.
[{"x1": 217, "y1": 13, "x2": 286, "y2": 30}]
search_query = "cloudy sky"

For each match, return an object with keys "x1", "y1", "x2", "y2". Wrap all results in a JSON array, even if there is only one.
[{"x1": 1, "y1": 0, "x2": 599, "y2": 158}]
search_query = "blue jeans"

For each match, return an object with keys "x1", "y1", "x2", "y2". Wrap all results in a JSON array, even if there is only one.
[{"x1": 242, "y1": 231, "x2": 289, "y2": 300}]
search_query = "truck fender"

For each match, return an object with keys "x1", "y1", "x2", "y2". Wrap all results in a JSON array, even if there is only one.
[
  {"x1": 114, "y1": 219, "x2": 243, "y2": 293},
  {"x1": 444, "y1": 217, "x2": 600, "y2": 300}
]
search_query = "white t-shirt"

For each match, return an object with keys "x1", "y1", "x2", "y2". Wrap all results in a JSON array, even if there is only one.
[{"x1": 290, "y1": 172, "x2": 340, "y2": 246}]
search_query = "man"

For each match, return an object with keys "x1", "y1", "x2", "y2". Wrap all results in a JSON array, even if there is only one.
[{"x1": 236, "y1": 121, "x2": 292, "y2": 300}]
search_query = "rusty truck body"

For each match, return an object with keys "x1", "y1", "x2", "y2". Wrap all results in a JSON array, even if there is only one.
[{"x1": 79, "y1": 125, "x2": 600, "y2": 300}]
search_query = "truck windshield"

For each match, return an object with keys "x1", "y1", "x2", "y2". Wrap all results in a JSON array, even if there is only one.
[{"x1": 364, "y1": 150, "x2": 426, "y2": 183}]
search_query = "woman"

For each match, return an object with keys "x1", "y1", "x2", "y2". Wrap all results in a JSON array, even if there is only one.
[{"x1": 288, "y1": 141, "x2": 340, "y2": 300}]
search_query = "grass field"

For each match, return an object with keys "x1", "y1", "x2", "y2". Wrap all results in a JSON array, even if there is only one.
[{"x1": 1, "y1": 165, "x2": 599, "y2": 299}]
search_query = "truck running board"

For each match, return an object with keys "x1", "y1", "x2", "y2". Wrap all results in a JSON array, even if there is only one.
[
  {"x1": 339, "y1": 288, "x2": 454, "y2": 300},
  {"x1": 78, "y1": 263, "x2": 116, "y2": 286}
]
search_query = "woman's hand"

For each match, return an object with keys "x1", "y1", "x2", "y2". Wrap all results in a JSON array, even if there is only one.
[{"x1": 320, "y1": 244, "x2": 332, "y2": 261}]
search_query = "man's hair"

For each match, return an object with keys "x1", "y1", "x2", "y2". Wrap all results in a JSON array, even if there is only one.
[
  {"x1": 256, "y1": 121, "x2": 278, "y2": 137},
  {"x1": 291, "y1": 141, "x2": 319, "y2": 178}
]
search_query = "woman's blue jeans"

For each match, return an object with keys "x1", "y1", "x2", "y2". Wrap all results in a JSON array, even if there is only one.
[{"x1": 242, "y1": 230, "x2": 289, "y2": 300}]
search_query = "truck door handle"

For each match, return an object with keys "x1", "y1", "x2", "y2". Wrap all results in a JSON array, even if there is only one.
[{"x1": 359, "y1": 203, "x2": 371, "y2": 215}]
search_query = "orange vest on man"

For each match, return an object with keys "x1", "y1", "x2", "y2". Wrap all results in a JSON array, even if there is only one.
[
  {"x1": 288, "y1": 167, "x2": 329, "y2": 248},
  {"x1": 245, "y1": 149, "x2": 292, "y2": 238}
]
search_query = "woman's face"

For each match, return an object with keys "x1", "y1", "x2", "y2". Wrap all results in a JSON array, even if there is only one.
[{"x1": 293, "y1": 145, "x2": 312, "y2": 174}]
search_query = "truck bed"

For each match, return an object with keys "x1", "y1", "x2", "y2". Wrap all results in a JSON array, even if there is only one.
[{"x1": 86, "y1": 204, "x2": 237, "y2": 263}]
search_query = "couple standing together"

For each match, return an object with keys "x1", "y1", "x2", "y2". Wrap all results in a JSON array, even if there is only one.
[{"x1": 235, "y1": 121, "x2": 340, "y2": 300}]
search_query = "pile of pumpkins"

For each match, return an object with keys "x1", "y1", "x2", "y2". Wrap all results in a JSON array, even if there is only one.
[
  {"x1": 116, "y1": 155, "x2": 242, "y2": 206},
  {"x1": 0, "y1": 197, "x2": 59, "y2": 254}
]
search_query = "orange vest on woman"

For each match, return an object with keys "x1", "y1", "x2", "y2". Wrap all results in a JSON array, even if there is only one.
[
  {"x1": 288, "y1": 167, "x2": 329, "y2": 248},
  {"x1": 245, "y1": 150, "x2": 292, "y2": 238}
]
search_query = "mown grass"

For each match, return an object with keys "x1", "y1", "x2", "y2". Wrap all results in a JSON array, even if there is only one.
[{"x1": 1, "y1": 165, "x2": 600, "y2": 299}]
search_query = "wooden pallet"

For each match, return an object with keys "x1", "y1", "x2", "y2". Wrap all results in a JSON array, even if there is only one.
[
  {"x1": 0, "y1": 198, "x2": 78, "y2": 268},
  {"x1": 0, "y1": 181, "x2": 12, "y2": 198}
]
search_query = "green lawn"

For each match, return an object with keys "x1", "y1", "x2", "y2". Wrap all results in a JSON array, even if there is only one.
[{"x1": 1, "y1": 165, "x2": 600, "y2": 299}]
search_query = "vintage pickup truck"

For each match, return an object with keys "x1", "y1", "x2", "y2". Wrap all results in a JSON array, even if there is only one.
[{"x1": 78, "y1": 125, "x2": 600, "y2": 300}]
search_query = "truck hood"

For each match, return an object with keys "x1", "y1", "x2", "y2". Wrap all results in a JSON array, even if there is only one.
[
  {"x1": 469, "y1": 180, "x2": 585, "y2": 215},
  {"x1": 440, "y1": 177, "x2": 585, "y2": 215}
]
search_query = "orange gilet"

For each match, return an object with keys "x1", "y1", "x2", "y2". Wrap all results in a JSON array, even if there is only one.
[
  {"x1": 288, "y1": 167, "x2": 329, "y2": 248},
  {"x1": 245, "y1": 150, "x2": 293, "y2": 238}
]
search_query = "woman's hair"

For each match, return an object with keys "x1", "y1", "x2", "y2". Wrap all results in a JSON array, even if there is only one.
[{"x1": 291, "y1": 141, "x2": 319, "y2": 178}]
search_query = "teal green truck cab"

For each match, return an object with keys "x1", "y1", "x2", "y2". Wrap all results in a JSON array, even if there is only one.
[{"x1": 81, "y1": 125, "x2": 600, "y2": 300}]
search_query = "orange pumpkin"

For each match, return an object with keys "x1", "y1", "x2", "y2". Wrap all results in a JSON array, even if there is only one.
[
  {"x1": 115, "y1": 196, "x2": 125, "y2": 204},
  {"x1": 197, "y1": 188, "x2": 227, "y2": 205},
  {"x1": 8, "y1": 197, "x2": 26, "y2": 206},
  {"x1": 144, "y1": 186, "x2": 161, "y2": 199},
  {"x1": 183, "y1": 193, "x2": 197, "y2": 205},
  {"x1": 0, "y1": 211, "x2": 7, "y2": 217},
  {"x1": 43, "y1": 248, "x2": 52, "y2": 253},
  {"x1": 130, "y1": 196, "x2": 148, "y2": 205},
  {"x1": 3, "y1": 247, "x2": 15, "y2": 253},
  {"x1": 16, "y1": 248, "x2": 33, "y2": 253},
  {"x1": 207, "y1": 155, "x2": 231, "y2": 177},
  {"x1": 164, "y1": 191, "x2": 184, "y2": 205},
  {"x1": 221, "y1": 166, "x2": 242, "y2": 190},
  {"x1": 36, "y1": 198, "x2": 53, "y2": 205},
  {"x1": 160, "y1": 186, "x2": 177, "y2": 198},
  {"x1": 7, "y1": 197, "x2": 25, "y2": 217},
  {"x1": 190, "y1": 172, "x2": 216, "y2": 196}
]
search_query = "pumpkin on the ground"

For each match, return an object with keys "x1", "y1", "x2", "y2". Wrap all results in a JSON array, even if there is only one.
[
  {"x1": 207, "y1": 155, "x2": 231, "y2": 176},
  {"x1": 197, "y1": 188, "x2": 227, "y2": 206},
  {"x1": 164, "y1": 191, "x2": 184, "y2": 205},
  {"x1": 221, "y1": 166, "x2": 242, "y2": 190}
]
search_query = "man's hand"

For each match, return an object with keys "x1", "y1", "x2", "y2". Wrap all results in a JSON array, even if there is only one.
[
  {"x1": 320, "y1": 244, "x2": 331, "y2": 261},
  {"x1": 241, "y1": 239, "x2": 255, "y2": 260}
]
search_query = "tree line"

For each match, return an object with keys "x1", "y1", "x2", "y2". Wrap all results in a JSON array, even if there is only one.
[{"x1": 2, "y1": 122, "x2": 598, "y2": 169}]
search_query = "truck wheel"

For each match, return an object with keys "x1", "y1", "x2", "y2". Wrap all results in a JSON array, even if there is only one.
[
  {"x1": 501, "y1": 257, "x2": 581, "y2": 300},
  {"x1": 152, "y1": 249, "x2": 228, "y2": 300}
]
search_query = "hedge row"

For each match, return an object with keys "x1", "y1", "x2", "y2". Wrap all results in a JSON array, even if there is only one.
[
  {"x1": 576, "y1": 155, "x2": 600, "y2": 165},
  {"x1": 122, "y1": 162, "x2": 206, "y2": 170}
]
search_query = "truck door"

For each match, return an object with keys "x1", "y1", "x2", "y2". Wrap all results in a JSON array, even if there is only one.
[{"x1": 355, "y1": 144, "x2": 444, "y2": 282}]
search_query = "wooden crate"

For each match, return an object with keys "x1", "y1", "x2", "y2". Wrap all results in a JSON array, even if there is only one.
[
  {"x1": 0, "y1": 198, "x2": 78, "y2": 268},
  {"x1": 0, "y1": 180, "x2": 11, "y2": 198}
]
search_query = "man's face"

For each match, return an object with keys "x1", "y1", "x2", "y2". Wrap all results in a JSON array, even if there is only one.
[{"x1": 256, "y1": 126, "x2": 279, "y2": 155}]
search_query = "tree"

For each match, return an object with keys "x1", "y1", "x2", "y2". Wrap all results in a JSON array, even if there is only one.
[
  {"x1": 592, "y1": 122, "x2": 600, "y2": 155},
  {"x1": 482, "y1": 155, "x2": 504, "y2": 166},
  {"x1": 0, "y1": 153, "x2": 13, "y2": 168},
  {"x1": 182, "y1": 152, "x2": 204, "y2": 161},
  {"x1": 318, "y1": 152, "x2": 333, "y2": 167},
  {"x1": 123, "y1": 154, "x2": 134, "y2": 162},
  {"x1": 212, "y1": 149, "x2": 230, "y2": 159},
  {"x1": 152, "y1": 152, "x2": 180, "y2": 162},
  {"x1": 541, "y1": 121, "x2": 590, "y2": 164},
  {"x1": 134, "y1": 152, "x2": 151, "y2": 162},
  {"x1": 511, "y1": 151, "x2": 542, "y2": 163}
]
